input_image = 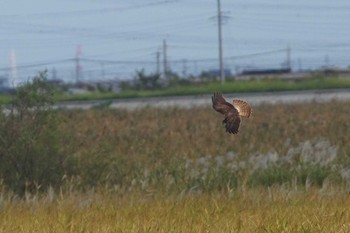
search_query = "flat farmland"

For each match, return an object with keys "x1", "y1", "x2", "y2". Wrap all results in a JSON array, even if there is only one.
[{"x1": 1, "y1": 98, "x2": 350, "y2": 232}]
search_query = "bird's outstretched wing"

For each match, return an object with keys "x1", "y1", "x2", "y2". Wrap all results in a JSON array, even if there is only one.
[
  {"x1": 212, "y1": 92, "x2": 241, "y2": 134},
  {"x1": 212, "y1": 92, "x2": 233, "y2": 114},
  {"x1": 233, "y1": 99, "x2": 252, "y2": 118},
  {"x1": 223, "y1": 110, "x2": 241, "y2": 134}
]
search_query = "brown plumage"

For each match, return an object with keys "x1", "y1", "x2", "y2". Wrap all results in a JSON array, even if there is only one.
[{"x1": 212, "y1": 92, "x2": 252, "y2": 134}]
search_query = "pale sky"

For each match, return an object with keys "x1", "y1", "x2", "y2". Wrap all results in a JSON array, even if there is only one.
[{"x1": 1, "y1": 0, "x2": 350, "y2": 83}]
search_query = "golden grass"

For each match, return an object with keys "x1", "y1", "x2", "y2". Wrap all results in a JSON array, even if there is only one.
[{"x1": 1, "y1": 187, "x2": 350, "y2": 232}]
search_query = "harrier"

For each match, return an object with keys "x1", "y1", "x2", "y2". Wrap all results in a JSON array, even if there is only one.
[{"x1": 212, "y1": 92, "x2": 252, "y2": 134}]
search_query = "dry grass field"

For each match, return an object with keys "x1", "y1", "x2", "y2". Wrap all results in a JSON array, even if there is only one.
[
  {"x1": 57, "y1": 100, "x2": 350, "y2": 191},
  {"x1": 1, "y1": 97, "x2": 350, "y2": 232},
  {"x1": 1, "y1": 188, "x2": 350, "y2": 232}
]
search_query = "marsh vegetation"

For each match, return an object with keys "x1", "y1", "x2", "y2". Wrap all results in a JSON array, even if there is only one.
[{"x1": 0, "y1": 75, "x2": 350, "y2": 232}]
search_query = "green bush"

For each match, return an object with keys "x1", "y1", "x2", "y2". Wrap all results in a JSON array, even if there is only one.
[{"x1": 0, "y1": 72, "x2": 74, "y2": 195}]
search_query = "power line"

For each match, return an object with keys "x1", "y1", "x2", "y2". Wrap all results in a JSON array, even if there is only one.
[
  {"x1": 0, "y1": 47, "x2": 330, "y2": 71},
  {"x1": 0, "y1": 0, "x2": 180, "y2": 19},
  {"x1": 80, "y1": 58, "x2": 156, "y2": 65},
  {"x1": 0, "y1": 59, "x2": 74, "y2": 71}
]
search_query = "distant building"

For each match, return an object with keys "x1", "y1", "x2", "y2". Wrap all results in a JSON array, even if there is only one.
[
  {"x1": 207, "y1": 69, "x2": 232, "y2": 77},
  {"x1": 0, "y1": 86, "x2": 15, "y2": 95},
  {"x1": 46, "y1": 79, "x2": 64, "y2": 86},
  {"x1": 241, "y1": 68, "x2": 291, "y2": 76}
]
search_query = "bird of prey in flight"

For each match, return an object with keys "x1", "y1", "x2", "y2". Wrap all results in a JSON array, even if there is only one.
[{"x1": 212, "y1": 92, "x2": 252, "y2": 134}]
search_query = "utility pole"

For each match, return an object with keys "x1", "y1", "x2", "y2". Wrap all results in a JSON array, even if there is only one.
[
  {"x1": 75, "y1": 45, "x2": 82, "y2": 83},
  {"x1": 182, "y1": 59, "x2": 188, "y2": 77},
  {"x1": 10, "y1": 49, "x2": 18, "y2": 87},
  {"x1": 298, "y1": 58, "x2": 302, "y2": 72},
  {"x1": 217, "y1": 0, "x2": 225, "y2": 84},
  {"x1": 52, "y1": 67, "x2": 57, "y2": 80},
  {"x1": 156, "y1": 50, "x2": 161, "y2": 75},
  {"x1": 286, "y1": 45, "x2": 291, "y2": 70},
  {"x1": 100, "y1": 62, "x2": 105, "y2": 80},
  {"x1": 163, "y1": 39, "x2": 168, "y2": 79},
  {"x1": 324, "y1": 54, "x2": 330, "y2": 68}
]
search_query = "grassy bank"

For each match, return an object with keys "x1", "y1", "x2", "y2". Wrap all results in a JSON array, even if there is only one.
[
  {"x1": 1, "y1": 75, "x2": 349, "y2": 104},
  {"x1": 45, "y1": 75, "x2": 350, "y2": 102}
]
